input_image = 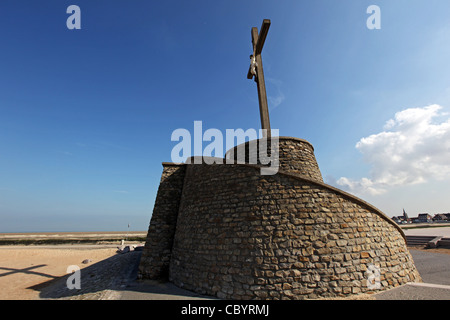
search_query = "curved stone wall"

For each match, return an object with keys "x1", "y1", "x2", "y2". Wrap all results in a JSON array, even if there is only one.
[
  {"x1": 139, "y1": 163, "x2": 186, "y2": 279},
  {"x1": 169, "y1": 162, "x2": 421, "y2": 299},
  {"x1": 225, "y1": 137, "x2": 323, "y2": 182}
]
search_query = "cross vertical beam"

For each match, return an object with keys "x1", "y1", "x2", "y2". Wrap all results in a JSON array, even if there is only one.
[{"x1": 247, "y1": 19, "x2": 271, "y2": 139}]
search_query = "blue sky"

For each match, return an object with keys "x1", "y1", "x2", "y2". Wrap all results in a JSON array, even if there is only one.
[{"x1": 1, "y1": 1, "x2": 450, "y2": 232}]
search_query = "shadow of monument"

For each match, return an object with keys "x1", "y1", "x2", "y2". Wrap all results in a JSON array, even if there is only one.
[
  {"x1": 34, "y1": 251, "x2": 211, "y2": 300},
  {"x1": 36, "y1": 251, "x2": 141, "y2": 299},
  {"x1": 0, "y1": 264, "x2": 56, "y2": 280}
]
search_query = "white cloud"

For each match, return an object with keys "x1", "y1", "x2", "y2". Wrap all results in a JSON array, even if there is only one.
[
  {"x1": 337, "y1": 177, "x2": 387, "y2": 196},
  {"x1": 337, "y1": 104, "x2": 450, "y2": 196},
  {"x1": 267, "y1": 78, "x2": 285, "y2": 110}
]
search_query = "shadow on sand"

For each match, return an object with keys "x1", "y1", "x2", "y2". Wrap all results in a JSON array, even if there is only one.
[
  {"x1": 32, "y1": 251, "x2": 211, "y2": 300},
  {"x1": 1, "y1": 264, "x2": 56, "y2": 280}
]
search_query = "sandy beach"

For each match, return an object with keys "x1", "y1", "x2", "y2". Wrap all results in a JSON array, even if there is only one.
[
  {"x1": 0, "y1": 245, "x2": 119, "y2": 300},
  {"x1": 0, "y1": 231, "x2": 147, "y2": 299}
]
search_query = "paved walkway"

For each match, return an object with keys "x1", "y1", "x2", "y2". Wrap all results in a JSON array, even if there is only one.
[
  {"x1": 374, "y1": 249, "x2": 450, "y2": 300},
  {"x1": 403, "y1": 226, "x2": 450, "y2": 237}
]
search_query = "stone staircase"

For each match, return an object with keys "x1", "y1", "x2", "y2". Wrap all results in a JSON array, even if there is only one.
[
  {"x1": 406, "y1": 236, "x2": 436, "y2": 247},
  {"x1": 440, "y1": 237, "x2": 450, "y2": 247},
  {"x1": 406, "y1": 235, "x2": 450, "y2": 248}
]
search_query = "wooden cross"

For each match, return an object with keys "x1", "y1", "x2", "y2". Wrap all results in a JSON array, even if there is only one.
[{"x1": 247, "y1": 19, "x2": 271, "y2": 139}]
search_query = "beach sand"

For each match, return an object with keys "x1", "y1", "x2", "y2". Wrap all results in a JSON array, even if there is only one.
[{"x1": 0, "y1": 246, "x2": 119, "y2": 300}]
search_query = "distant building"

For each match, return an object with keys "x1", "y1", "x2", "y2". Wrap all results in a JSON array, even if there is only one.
[
  {"x1": 402, "y1": 208, "x2": 409, "y2": 220},
  {"x1": 409, "y1": 217, "x2": 419, "y2": 223},
  {"x1": 393, "y1": 209, "x2": 411, "y2": 224},
  {"x1": 433, "y1": 213, "x2": 450, "y2": 222},
  {"x1": 417, "y1": 213, "x2": 432, "y2": 223},
  {"x1": 392, "y1": 216, "x2": 403, "y2": 224}
]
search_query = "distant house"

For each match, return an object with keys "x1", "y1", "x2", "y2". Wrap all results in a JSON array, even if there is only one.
[
  {"x1": 392, "y1": 216, "x2": 403, "y2": 224},
  {"x1": 411, "y1": 217, "x2": 420, "y2": 223},
  {"x1": 417, "y1": 213, "x2": 432, "y2": 223},
  {"x1": 392, "y1": 209, "x2": 411, "y2": 224},
  {"x1": 433, "y1": 213, "x2": 450, "y2": 222}
]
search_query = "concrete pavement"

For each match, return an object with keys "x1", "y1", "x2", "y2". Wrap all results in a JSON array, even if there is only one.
[
  {"x1": 409, "y1": 249, "x2": 450, "y2": 285},
  {"x1": 403, "y1": 226, "x2": 450, "y2": 237},
  {"x1": 374, "y1": 249, "x2": 450, "y2": 300}
]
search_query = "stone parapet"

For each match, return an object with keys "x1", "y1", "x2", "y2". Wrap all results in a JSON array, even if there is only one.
[{"x1": 225, "y1": 137, "x2": 323, "y2": 182}]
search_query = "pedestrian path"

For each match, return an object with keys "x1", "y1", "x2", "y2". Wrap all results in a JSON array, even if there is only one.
[
  {"x1": 403, "y1": 226, "x2": 450, "y2": 237},
  {"x1": 374, "y1": 249, "x2": 450, "y2": 300}
]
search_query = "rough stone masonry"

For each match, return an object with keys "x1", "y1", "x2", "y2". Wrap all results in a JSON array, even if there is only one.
[{"x1": 138, "y1": 137, "x2": 421, "y2": 299}]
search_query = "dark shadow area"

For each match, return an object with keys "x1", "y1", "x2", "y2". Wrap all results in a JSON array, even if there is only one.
[
  {"x1": 118, "y1": 280, "x2": 215, "y2": 300},
  {"x1": 117, "y1": 253, "x2": 214, "y2": 300},
  {"x1": 36, "y1": 251, "x2": 141, "y2": 299},
  {"x1": 33, "y1": 251, "x2": 212, "y2": 300}
]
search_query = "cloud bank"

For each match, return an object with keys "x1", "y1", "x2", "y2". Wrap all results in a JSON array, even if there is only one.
[{"x1": 337, "y1": 104, "x2": 450, "y2": 196}]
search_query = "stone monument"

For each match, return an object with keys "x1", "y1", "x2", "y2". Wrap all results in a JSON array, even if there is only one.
[{"x1": 138, "y1": 20, "x2": 421, "y2": 299}]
